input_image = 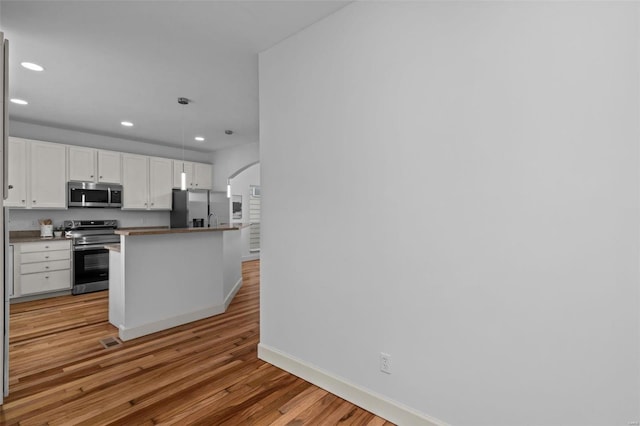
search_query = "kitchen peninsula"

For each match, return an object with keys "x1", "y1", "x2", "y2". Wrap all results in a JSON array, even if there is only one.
[{"x1": 107, "y1": 225, "x2": 244, "y2": 341}]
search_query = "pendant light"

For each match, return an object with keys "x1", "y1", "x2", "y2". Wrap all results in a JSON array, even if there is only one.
[{"x1": 178, "y1": 97, "x2": 189, "y2": 191}]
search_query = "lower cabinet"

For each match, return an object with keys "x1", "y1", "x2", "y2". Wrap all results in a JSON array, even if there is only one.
[{"x1": 13, "y1": 240, "x2": 72, "y2": 298}]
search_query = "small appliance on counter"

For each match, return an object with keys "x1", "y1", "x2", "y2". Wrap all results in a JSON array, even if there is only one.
[{"x1": 170, "y1": 189, "x2": 210, "y2": 228}]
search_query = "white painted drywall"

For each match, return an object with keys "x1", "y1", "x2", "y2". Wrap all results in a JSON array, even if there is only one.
[
  {"x1": 210, "y1": 142, "x2": 259, "y2": 192},
  {"x1": 10, "y1": 120, "x2": 209, "y2": 162},
  {"x1": 259, "y1": 2, "x2": 640, "y2": 425},
  {"x1": 7, "y1": 208, "x2": 169, "y2": 231}
]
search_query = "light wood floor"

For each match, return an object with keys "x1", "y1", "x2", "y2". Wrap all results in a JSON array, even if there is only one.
[{"x1": 0, "y1": 260, "x2": 394, "y2": 425}]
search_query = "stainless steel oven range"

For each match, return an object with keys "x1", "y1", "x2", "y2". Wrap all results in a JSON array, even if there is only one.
[{"x1": 64, "y1": 220, "x2": 119, "y2": 295}]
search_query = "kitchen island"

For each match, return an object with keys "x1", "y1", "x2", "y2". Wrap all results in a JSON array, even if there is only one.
[{"x1": 107, "y1": 225, "x2": 245, "y2": 341}]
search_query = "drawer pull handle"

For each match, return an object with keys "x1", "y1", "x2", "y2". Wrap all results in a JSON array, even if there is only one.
[
  {"x1": 45, "y1": 266, "x2": 49, "y2": 269},
  {"x1": 45, "y1": 256, "x2": 49, "y2": 259},
  {"x1": 44, "y1": 246, "x2": 49, "y2": 249},
  {"x1": 45, "y1": 276, "x2": 49, "y2": 279}
]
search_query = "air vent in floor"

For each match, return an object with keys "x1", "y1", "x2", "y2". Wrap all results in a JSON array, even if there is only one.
[{"x1": 100, "y1": 336, "x2": 123, "y2": 349}]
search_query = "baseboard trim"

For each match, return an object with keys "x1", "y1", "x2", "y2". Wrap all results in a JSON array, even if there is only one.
[
  {"x1": 224, "y1": 278, "x2": 243, "y2": 310},
  {"x1": 258, "y1": 344, "x2": 448, "y2": 426},
  {"x1": 119, "y1": 304, "x2": 225, "y2": 341},
  {"x1": 242, "y1": 253, "x2": 260, "y2": 261}
]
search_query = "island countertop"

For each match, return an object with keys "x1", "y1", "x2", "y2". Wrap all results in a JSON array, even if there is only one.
[{"x1": 114, "y1": 223, "x2": 249, "y2": 236}]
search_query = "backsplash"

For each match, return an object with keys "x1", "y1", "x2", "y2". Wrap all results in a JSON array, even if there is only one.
[{"x1": 7, "y1": 208, "x2": 170, "y2": 230}]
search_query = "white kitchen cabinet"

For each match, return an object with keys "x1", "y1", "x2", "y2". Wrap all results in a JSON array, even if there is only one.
[
  {"x1": 29, "y1": 141, "x2": 67, "y2": 209},
  {"x1": 122, "y1": 153, "x2": 149, "y2": 209},
  {"x1": 13, "y1": 240, "x2": 71, "y2": 298},
  {"x1": 5, "y1": 137, "x2": 28, "y2": 208},
  {"x1": 68, "y1": 146, "x2": 97, "y2": 182},
  {"x1": 172, "y1": 160, "x2": 212, "y2": 190},
  {"x1": 149, "y1": 157, "x2": 173, "y2": 209},
  {"x1": 172, "y1": 160, "x2": 194, "y2": 189},
  {"x1": 193, "y1": 162, "x2": 212, "y2": 190},
  {"x1": 97, "y1": 150, "x2": 121, "y2": 184},
  {"x1": 68, "y1": 147, "x2": 121, "y2": 184}
]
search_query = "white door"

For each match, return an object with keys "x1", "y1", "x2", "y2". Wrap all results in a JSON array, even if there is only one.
[
  {"x1": 29, "y1": 141, "x2": 66, "y2": 209},
  {"x1": 149, "y1": 157, "x2": 172, "y2": 209},
  {"x1": 97, "y1": 150, "x2": 121, "y2": 184},
  {"x1": 193, "y1": 163, "x2": 212, "y2": 190},
  {"x1": 68, "y1": 146, "x2": 96, "y2": 182},
  {"x1": 5, "y1": 138, "x2": 26, "y2": 208},
  {"x1": 122, "y1": 154, "x2": 149, "y2": 209}
]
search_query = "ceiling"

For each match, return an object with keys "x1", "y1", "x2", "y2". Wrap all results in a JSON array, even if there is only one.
[{"x1": 0, "y1": 1, "x2": 349, "y2": 152}]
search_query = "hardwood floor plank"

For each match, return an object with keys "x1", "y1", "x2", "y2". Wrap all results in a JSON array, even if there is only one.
[{"x1": 0, "y1": 260, "x2": 394, "y2": 425}]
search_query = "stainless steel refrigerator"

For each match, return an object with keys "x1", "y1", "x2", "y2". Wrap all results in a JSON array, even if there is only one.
[
  {"x1": 1, "y1": 31, "x2": 9, "y2": 400},
  {"x1": 170, "y1": 189, "x2": 210, "y2": 228}
]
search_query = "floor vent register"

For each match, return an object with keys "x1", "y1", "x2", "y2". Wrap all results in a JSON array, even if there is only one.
[{"x1": 100, "y1": 336, "x2": 123, "y2": 349}]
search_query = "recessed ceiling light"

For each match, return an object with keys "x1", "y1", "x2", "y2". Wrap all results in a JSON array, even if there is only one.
[
  {"x1": 10, "y1": 98, "x2": 28, "y2": 105},
  {"x1": 194, "y1": 136, "x2": 205, "y2": 142},
  {"x1": 21, "y1": 62, "x2": 44, "y2": 72},
  {"x1": 121, "y1": 121, "x2": 134, "y2": 127}
]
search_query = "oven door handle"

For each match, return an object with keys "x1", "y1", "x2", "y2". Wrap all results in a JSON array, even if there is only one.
[{"x1": 73, "y1": 244, "x2": 111, "y2": 251}]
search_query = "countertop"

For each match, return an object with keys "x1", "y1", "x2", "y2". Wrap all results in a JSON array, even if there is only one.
[
  {"x1": 9, "y1": 231, "x2": 70, "y2": 244},
  {"x1": 115, "y1": 223, "x2": 249, "y2": 236}
]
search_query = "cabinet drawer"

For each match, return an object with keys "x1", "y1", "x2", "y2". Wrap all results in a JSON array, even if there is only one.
[
  {"x1": 19, "y1": 240, "x2": 70, "y2": 253},
  {"x1": 20, "y1": 269, "x2": 70, "y2": 295},
  {"x1": 20, "y1": 259, "x2": 69, "y2": 275},
  {"x1": 21, "y1": 249, "x2": 70, "y2": 264}
]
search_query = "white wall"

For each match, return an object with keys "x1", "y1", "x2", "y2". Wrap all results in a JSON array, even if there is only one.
[
  {"x1": 259, "y1": 2, "x2": 640, "y2": 426},
  {"x1": 10, "y1": 120, "x2": 209, "y2": 162},
  {"x1": 230, "y1": 163, "x2": 260, "y2": 260},
  {"x1": 210, "y1": 141, "x2": 259, "y2": 192},
  {"x1": 7, "y1": 208, "x2": 168, "y2": 231}
]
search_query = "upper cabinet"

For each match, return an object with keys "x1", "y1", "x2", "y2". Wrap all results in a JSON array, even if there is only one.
[
  {"x1": 7, "y1": 138, "x2": 66, "y2": 209},
  {"x1": 97, "y1": 150, "x2": 121, "y2": 184},
  {"x1": 6, "y1": 137, "x2": 212, "y2": 211},
  {"x1": 193, "y1": 162, "x2": 212, "y2": 190},
  {"x1": 122, "y1": 154, "x2": 149, "y2": 209},
  {"x1": 172, "y1": 160, "x2": 193, "y2": 189},
  {"x1": 68, "y1": 146, "x2": 96, "y2": 182},
  {"x1": 172, "y1": 160, "x2": 212, "y2": 190},
  {"x1": 122, "y1": 154, "x2": 172, "y2": 210},
  {"x1": 149, "y1": 157, "x2": 173, "y2": 209},
  {"x1": 5, "y1": 137, "x2": 28, "y2": 208},
  {"x1": 68, "y1": 146, "x2": 121, "y2": 184},
  {"x1": 29, "y1": 141, "x2": 67, "y2": 209}
]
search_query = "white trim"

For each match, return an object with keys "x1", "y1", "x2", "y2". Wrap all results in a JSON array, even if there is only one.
[
  {"x1": 242, "y1": 253, "x2": 260, "y2": 262},
  {"x1": 258, "y1": 344, "x2": 448, "y2": 426},
  {"x1": 119, "y1": 304, "x2": 225, "y2": 341},
  {"x1": 224, "y1": 278, "x2": 243, "y2": 310}
]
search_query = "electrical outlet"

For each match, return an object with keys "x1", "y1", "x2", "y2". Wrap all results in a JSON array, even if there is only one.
[{"x1": 380, "y1": 352, "x2": 391, "y2": 374}]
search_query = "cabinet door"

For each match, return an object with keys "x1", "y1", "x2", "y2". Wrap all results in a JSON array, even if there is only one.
[
  {"x1": 122, "y1": 154, "x2": 149, "y2": 209},
  {"x1": 149, "y1": 157, "x2": 172, "y2": 209},
  {"x1": 68, "y1": 146, "x2": 97, "y2": 182},
  {"x1": 97, "y1": 150, "x2": 121, "y2": 184},
  {"x1": 5, "y1": 137, "x2": 27, "y2": 208},
  {"x1": 193, "y1": 163, "x2": 212, "y2": 190},
  {"x1": 30, "y1": 141, "x2": 67, "y2": 208},
  {"x1": 172, "y1": 160, "x2": 194, "y2": 189}
]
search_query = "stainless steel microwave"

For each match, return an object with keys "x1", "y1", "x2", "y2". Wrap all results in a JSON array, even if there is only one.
[{"x1": 68, "y1": 182, "x2": 122, "y2": 208}]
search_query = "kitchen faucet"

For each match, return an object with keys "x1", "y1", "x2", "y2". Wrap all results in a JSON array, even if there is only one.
[{"x1": 208, "y1": 211, "x2": 219, "y2": 227}]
